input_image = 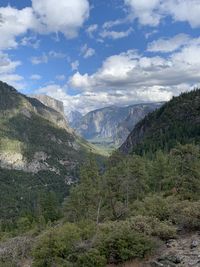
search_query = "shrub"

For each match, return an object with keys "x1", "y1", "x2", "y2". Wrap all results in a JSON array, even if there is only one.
[
  {"x1": 169, "y1": 200, "x2": 200, "y2": 230},
  {"x1": 76, "y1": 249, "x2": 106, "y2": 267},
  {"x1": 32, "y1": 223, "x2": 81, "y2": 267},
  {"x1": 128, "y1": 215, "x2": 177, "y2": 240},
  {"x1": 96, "y1": 221, "x2": 155, "y2": 264}
]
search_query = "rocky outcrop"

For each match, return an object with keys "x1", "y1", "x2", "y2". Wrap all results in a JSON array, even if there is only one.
[
  {"x1": 150, "y1": 234, "x2": 200, "y2": 267},
  {"x1": 31, "y1": 94, "x2": 64, "y2": 115},
  {"x1": 109, "y1": 233, "x2": 200, "y2": 267},
  {"x1": 0, "y1": 151, "x2": 59, "y2": 173}
]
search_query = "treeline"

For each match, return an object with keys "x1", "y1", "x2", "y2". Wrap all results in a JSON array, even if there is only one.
[{"x1": 2, "y1": 143, "x2": 200, "y2": 267}]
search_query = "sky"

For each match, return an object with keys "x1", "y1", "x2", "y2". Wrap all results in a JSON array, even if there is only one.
[{"x1": 0, "y1": 0, "x2": 200, "y2": 114}]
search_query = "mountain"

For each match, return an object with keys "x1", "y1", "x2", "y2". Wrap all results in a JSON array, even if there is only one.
[
  {"x1": 71, "y1": 103, "x2": 163, "y2": 147},
  {"x1": 120, "y1": 89, "x2": 200, "y2": 154},
  {"x1": 67, "y1": 110, "x2": 82, "y2": 128},
  {"x1": 0, "y1": 81, "x2": 96, "y2": 221},
  {"x1": 32, "y1": 94, "x2": 65, "y2": 115}
]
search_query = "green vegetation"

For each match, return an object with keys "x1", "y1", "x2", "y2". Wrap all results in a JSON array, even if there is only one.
[
  {"x1": 2, "y1": 143, "x2": 199, "y2": 267},
  {"x1": 0, "y1": 81, "x2": 104, "y2": 224},
  {"x1": 0, "y1": 86, "x2": 200, "y2": 267},
  {"x1": 121, "y1": 89, "x2": 200, "y2": 155}
]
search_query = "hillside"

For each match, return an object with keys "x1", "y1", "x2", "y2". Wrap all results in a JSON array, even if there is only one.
[
  {"x1": 71, "y1": 103, "x2": 163, "y2": 148},
  {"x1": 120, "y1": 89, "x2": 200, "y2": 154},
  {"x1": 0, "y1": 81, "x2": 96, "y2": 222}
]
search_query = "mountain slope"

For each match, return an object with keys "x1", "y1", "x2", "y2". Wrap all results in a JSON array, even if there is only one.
[
  {"x1": 31, "y1": 94, "x2": 65, "y2": 116},
  {"x1": 120, "y1": 89, "x2": 200, "y2": 154},
  {"x1": 71, "y1": 103, "x2": 163, "y2": 147},
  {"x1": 0, "y1": 81, "x2": 95, "y2": 221}
]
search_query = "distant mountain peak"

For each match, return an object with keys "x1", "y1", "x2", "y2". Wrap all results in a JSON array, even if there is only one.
[{"x1": 69, "y1": 102, "x2": 164, "y2": 148}]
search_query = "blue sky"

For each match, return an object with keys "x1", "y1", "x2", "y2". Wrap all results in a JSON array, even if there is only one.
[{"x1": 0, "y1": 0, "x2": 200, "y2": 114}]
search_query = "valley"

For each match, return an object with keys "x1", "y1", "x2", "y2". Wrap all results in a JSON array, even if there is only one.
[
  {"x1": 1, "y1": 0, "x2": 200, "y2": 266},
  {"x1": 0, "y1": 83, "x2": 199, "y2": 267},
  {"x1": 69, "y1": 103, "x2": 163, "y2": 150}
]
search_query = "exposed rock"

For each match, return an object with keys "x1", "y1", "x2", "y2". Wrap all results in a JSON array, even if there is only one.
[
  {"x1": 153, "y1": 233, "x2": 200, "y2": 267},
  {"x1": 191, "y1": 240, "x2": 198, "y2": 249},
  {"x1": 151, "y1": 261, "x2": 164, "y2": 267},
  {"x1": 158, "y1": 253, "x2": 182, "y2": 264},
  {"x1": 166, "y1": 239, "x2": 178, "y2": 248},
  {"x1": 32, "y1": 94, "x2": 65, "y2": 115},
  {"x1": 21, "y1": 108, "x2": 31, "y2": 118},
  {"x1": 71, "y1": 103, "x2": 163, "y2": 147},
  {"x1": 67, "y1": 110, "x2": 82, "y2": 126},
  {"x1": 0, "y1": 151, "x2": 62, "y2": 173}
]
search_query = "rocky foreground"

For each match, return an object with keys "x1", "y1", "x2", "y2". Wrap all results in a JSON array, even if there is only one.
[
  {"x1": 1, "y1": 232, "x2": 200, "y2": 267},
  {"x1": 109, "y1": 232, "x2": 200, "y2": 267}
]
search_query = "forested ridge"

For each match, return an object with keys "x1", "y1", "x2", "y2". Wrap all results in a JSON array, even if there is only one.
[{"x1": 121, "y1": 89, "x2": 200, "y2": 155}]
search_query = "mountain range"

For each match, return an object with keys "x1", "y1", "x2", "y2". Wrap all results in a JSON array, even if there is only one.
[{"x1": 69, "y1": 103, "x2": 163, "y2": 148}]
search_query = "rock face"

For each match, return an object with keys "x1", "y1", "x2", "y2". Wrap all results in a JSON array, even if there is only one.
[
  {"x1": 0, "y1": 81, "x2": 92, "y2": 173},
  {"x1": 120, "y1": 89, "x2": 200, "y2": 154},
  {"x1": 67, "y1": 110, "x2": 82, "y2": 127},
  {"x1": 71, "y1": 103, "x2": 163, "y2": 147},
  {"x1": 150, "y1": 234, "x2": 200, "y2": 267},
  {"x1": 32, "y1": 94, "x2": 65, "y2": 115}
]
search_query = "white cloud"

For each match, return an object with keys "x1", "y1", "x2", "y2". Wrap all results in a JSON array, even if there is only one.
[
  {"x1": 68, "y1": 40, "x2": 200, "y2": 112},
  {"x1": 125, "y1": 0, "x2": 161, "y2": 26},
  {"x1": 0, "y1": 6, "x2": 37, "y2": 50},
  {"x1": 103, "y1": 19, "x2": 128, "y2": 29},
  {"x1": 20, "y1": 35, "x2": 40, "y2": 49},
  {"x1": 31, "y1": 53, "x2": 48, "y2": 65},
  {"x1": 32, "y1": 0, "x2": 90, "y2": 38},
  {"x1": 80, "y1": 44, "x2": 95, "y2": 58},
  {"x1": 30, "y1": 74, "x2": 41, "y2": 80},
  {"x1": 48, "y1": 50, "x2": 66, "y2": 59},
  {"x1": 71, "y1": 72, "x2": 91, "y2": 88},
  {"x1": 86, "y1": 24, "x2": 98, "y2": 38},
  {"x1": 162, "y1": 0, "x2": 200, "y2": 28},
  {"x1": 0, "y1": 0, "x2": 90, "y2": 51},
  {"x1": 0, "y1": 52, "x2": 24, "y2": 89},
  {"x1": 100, "y1": 27, "x2": 133, "y2": 40},
  {"x1": 124, "y1": 0, "x2": 200, "y2": 28},
  {"x1": 33, "y1": 83, "x2": 173, "y2": 115},
  {"x1": 71, "y1": 60, "x2": 79, "y2": 71},
  {"x1": 30, "y1": 51, "x2": 66, "y2": 64},
  {"x1": 0, "y1": 53, "x2": 21, "y2": 74},
  {"x1": 148, "y1": 34, "x2": 190, "y2": 53},
  {"x1": 56, "y1": 75, "x2": 66, "y2": 81}
]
